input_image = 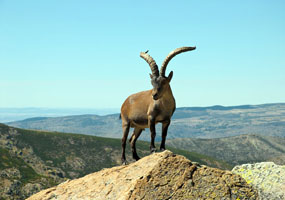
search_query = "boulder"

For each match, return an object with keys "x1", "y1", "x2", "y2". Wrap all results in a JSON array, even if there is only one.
[
  {"x1": 28, "y1": 150, "x2": 257, "y2": 200},
  {"x1": 232, "y1": 162, "x2": 285, "y2": 200}
]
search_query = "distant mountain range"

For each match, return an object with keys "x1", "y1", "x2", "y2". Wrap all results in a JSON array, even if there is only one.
[
  {"x1": 0, "y1": 107, "x2": 119, "y2": 123},
  {"x1": 7, "y1": 103, "x2": 285, "y2": 140}
]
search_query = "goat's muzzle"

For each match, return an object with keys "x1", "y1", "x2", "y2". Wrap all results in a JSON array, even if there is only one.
[{"x1": 152, "y1": 93, "x2": 159, "y2": 100}]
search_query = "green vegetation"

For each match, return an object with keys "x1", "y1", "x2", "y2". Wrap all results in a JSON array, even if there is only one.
[
  {"x1": 15, "y1": 129, "x2": 121, "y2": 178},
  {"x1": 0, "y1": 148, "x2": 40, "y2": 184}
]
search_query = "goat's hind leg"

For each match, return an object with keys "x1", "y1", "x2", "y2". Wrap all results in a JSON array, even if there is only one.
[
  {"x1": 121, "y1": 121, "x2": 130, "y2": 165},
  {"x1": 129, "y1": 127, "x2": 143, "y2": 161}
]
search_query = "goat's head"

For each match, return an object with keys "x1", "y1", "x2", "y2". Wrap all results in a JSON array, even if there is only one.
[
  {"x1": 140, "y1": 47, "x2": 196, "y2": 100},
  {"x1": 150, "y1": 74, "x2": 172, "y2": 100}
]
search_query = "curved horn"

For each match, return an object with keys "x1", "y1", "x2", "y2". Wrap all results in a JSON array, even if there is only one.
[
  {"x1": 140, "y1": 51, "x2": 159, "y2": 77},
  {"x1": 160, "y1": 46, "x2": 196, "y2": 77}
]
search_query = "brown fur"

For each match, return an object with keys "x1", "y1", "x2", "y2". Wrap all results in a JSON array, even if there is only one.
[{"x1": 120, "y1": 47, "x2": 195, "y2": 164}]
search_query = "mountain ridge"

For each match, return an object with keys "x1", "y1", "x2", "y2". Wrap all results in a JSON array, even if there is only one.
[
  {"x1": 7, "y1": 103, "x2": 285, "y2": 139},
  {"x1": 167, "y1": 134, "x2": 285, "y2": 166}
]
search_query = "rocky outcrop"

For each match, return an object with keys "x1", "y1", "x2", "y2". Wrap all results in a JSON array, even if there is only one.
[
  {"x1": 28, "y1": 151, "x2": 258, "y2": 200},
  {"x1": 232, "y1": 162, "x2": 285, "y2": 200}
]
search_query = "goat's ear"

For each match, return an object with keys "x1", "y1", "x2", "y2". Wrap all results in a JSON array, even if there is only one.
[
  {"x1": 167, "y1": 71, "x2": 173, "y2": 82},
  {"x1": 149, "y1": 73, "x2": 154, "y2": 79}
]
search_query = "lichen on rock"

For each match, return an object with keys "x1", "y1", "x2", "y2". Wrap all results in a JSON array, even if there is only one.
[{"x1": 232, "y1": 162, "x2": 285, "y2": 200}]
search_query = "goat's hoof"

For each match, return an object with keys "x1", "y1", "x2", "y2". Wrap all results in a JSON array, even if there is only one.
[
  {"x1": 160, "y1": 148, "x2": 166, "y2": 151},
  {"x1": 133, "y1": 156, "x2": 140, "y2": 161},
  {"x1": 133, "y1": 153, "x2": 140, "y2": 161},
  {"x1": 121, "y1": 160, "x2": 127, "y2": 165},
  {"x1": 150, "y1": 148, "x2": 156, "y2": 154}
]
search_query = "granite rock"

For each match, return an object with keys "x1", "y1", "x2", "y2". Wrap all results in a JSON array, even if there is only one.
[
  {"x1": 232, "y1": 162, "x2": 285, "y2": 200},
  {"x1": 28, "y1": 150, "x2": 258, "y2": 200}
]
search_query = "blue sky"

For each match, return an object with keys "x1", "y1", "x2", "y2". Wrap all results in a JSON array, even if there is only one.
[{"x1": 0, "y1": 0, "x2": 285, "y2": 109}]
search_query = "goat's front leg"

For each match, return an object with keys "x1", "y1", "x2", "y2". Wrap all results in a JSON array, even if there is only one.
[
  {"x1": 148, "y1": 117, "x2": 156, "y2": 153},
  {"x1": 121, "y1": 121, "x2": 130, "y2": 165},
  {"x1": 160, "y1": 120, "x2": 170, "y2": 151}
]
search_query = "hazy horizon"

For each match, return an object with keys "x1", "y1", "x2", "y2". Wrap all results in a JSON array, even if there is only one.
[{"x1": 2, "y1": 101, "x2": 285, "y2": 109}]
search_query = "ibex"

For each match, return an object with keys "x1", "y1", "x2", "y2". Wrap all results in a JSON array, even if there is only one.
[{"x1": 120, "y1": 46, "x2": 196, "y2": 164}]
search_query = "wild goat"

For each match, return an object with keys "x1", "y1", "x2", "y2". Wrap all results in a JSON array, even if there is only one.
[{"x1": 120, "y1": 46, "x2": 196, "y2": 164}]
